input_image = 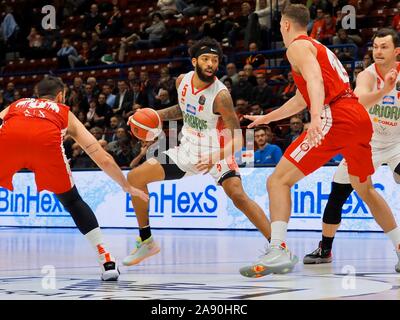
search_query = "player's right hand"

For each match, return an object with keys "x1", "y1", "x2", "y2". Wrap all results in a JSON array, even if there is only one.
[
  {"x1": 124, "y1": 185, "x2": 149, "y2": 202},
  {"x1": 384, "y1": 68, "x2": 398, "y2": 92},
  {"x1": 244, "y1": 115, "x2": 271, "y2": 128}
]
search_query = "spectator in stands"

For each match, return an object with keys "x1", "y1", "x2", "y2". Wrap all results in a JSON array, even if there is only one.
[
  {"x1": 282, "y1": 116, "x2": 304, "y2": 151},
  {"x1": 86, "y1": 32, "x2": 107, "y2": 66},
  {"x1": 90, "y1": 126, "x2": 105, "y2": 141},
  {"x1": 220, "y1": 63, "x2": 239, "y2": 86},
  {"x1": 251, "y1": 73, "x2": 274, "y2": 110},
  {"x1": 245, "y1": 42, "x2": 267, "y2": 75},
  {"x1": 332, "y1": 29, "x2": 356, "y2": 61},
  {"x1": 96, "y1": 93, "x2": 112, "y2": 126},
  {"x1": 70, "y1": 142, "x2": 96, "y2": 168},
  {"x1": 118, "y1": 13, "x2": 166, "y2": 61},
  {"x1": 243, "y1": 64, "x2": 257, "y2": 86},
  {"x1": 57, "y1": 38, "x2": 78, "y2": 69},
  {"x1": 254, "y1": 126, "x2": 282, "y2": 165},
  {"x1": 139, "y1": 71, "x2": 156, "y2": 107},
  {"x1": 125, "y1": 103, "x2": 142, "y2": 121},
  {"x1": 351, "y1": 64, "x2": 363, "y2": 89},
  {"x1": 13, "y1": 90, "x2": 21, "y2": 101},
  {"x1": 130, "y1": 80, "x2": 148, "y2": 108},
  {"x1": 68, "y1": 40, "x2": 90, "y2": 69},
  {"x1": 223, "y1": 78, "x2": 233, "y2": 94},
  {"x1": 320, "y1": 13, "x2": 336, "y2": 45},
  {"x1": 26, "y1": 27, "x2": 44, "y2": 58},
  {"x1": 42, "y1": 26, "x2": 61, "y2": 57},
  {"x1": 130, "y1": 140, "x2": 153, "y2": 168},
  {"x1": 308, "y1": 0, "x2": 327, "y2": 22},
  {"x1": 95, "y1": 5, "x2": 123, "y2": 38},
  {"x1": 127, "y1": 70, "x2": 137, "y2": 83},
  {"x1": 393, "y1": 3, "x2": 400, "y2": 32},
  {"x1": 154, "y1": 88, "x2": 174, "y2": 110},
  {"x1": 157, "y1": 0, "x2": 178, "y2": 18},
  {"x1": 84, "y1": 3, "x2": 106, "y2": 32},
  {"x1": 87, "y1": 77, "x2": 101, "y2": 97},
  {"x1": 107, "y1": 127, "x2": 130, "y2": 154},
  {"x1": 214, "y1": 7, "x2": 234, "y2": 45},
  {"x1": 104, "y1": 115, "x2": 125, "y2": 142},
  {"x1": 249, "y1": 103, "x2": 265, "y2": 116},
  {"x1": 175, "y1": 0, "x2": 210, "y2": 18},
  {"x1": 102, "y1": 84, "x2": 116, "y2": 107},
  {"x1": 325, "y1": 0, "x2": 346, "y2": 17},
  {"x1": 228, "y1": 2, "x2": 252, "y2": 48},
  {"x1": 362, "y1": 53, "x2": 372, "y2": 69},
  {"x1": 310, "y1": 8, "x2": 326, "y2": 42},
  {"x1": 156, "y1": 67, "x2": 176, "y2": 102},
  {"x1": 235, "y1": 98, "x2": 250, "y2": 126},
  {"x1": 278, "y1": 71, "x2": 296, "y2": 104},
  {"x1": 232, "y1": 70, "x2": 253, "y2": 102},
  {"x1": 113, "y1": 137, "x2": 135, "y2": 168},
  {"x1": 3, "y1": 82, "x2": 15, "y2": 106},
  {"x1": 334, "y1": 9, "x2": 362, "y2": 45},
  {"x1": 195, "y1": 7, "x2": 218, "y2": 39},
  {"x1": 1, "y1": 6, "x2": 19, "y2": 53},
  {"x1": 113, "y1": 80, "x2": 133, "y2": 116}
]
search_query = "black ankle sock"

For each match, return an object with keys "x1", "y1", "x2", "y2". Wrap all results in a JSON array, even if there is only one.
[
  {"x1": 139, "y1": 226, "x2": 152, "y2": 241},
  {"x1": 321, "y1": 235, "x2": 334, "y2": 251}
]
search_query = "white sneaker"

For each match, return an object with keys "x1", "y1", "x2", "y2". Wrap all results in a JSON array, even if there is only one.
[
  {"x1": 122, "y1": 236, "x2": 160, "y2": 266},
  {"x1": 99, "y1": 253, "x2": 120, "y2": 281},
  {"x1": 240, "y1": 243, "x2": 298, "y2": 278},
  {"x1": 396, "y1": 252, "x2": 400, "y2": 273}
]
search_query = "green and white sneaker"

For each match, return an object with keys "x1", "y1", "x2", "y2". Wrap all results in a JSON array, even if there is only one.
[
  {"x1": 122, "y1": 236, "x2": 160, "y2": 266},
  {"x1": 240, "y1": 243, "x2": 299, "y2": 278}
]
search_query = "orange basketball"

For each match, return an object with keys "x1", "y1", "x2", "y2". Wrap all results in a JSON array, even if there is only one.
[{"x1": 128, "y1": 108, "x2": 162, "y2": 141}]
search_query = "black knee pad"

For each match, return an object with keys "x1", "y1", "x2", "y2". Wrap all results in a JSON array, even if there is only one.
[
  {"x1": 322, "y1": 182, "x2": 354, "y2": 225},
  {"x1": 55, "y1": 186, "x2": 99, "y2": 235}
]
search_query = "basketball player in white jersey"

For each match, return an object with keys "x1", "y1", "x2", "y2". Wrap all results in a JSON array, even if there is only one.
[
  {"x1": 304, "y1": 28, "x2": 400, "y2": 271},
  {"x1": 122, "y1": 37, "x2": 272, "y2": 266}
]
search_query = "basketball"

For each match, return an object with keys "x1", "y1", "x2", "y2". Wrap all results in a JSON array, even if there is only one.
[{"x1": 128, "y1": 108, "x2": 162, "y2": 141}]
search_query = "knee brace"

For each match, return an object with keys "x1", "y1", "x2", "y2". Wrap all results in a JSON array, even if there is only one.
[
  {"x1": 55, "y1": 186, "x2": 99, "y2": 235},
  {"x1": 322, "y1": 182, "x2": 354, "y2": 225}
]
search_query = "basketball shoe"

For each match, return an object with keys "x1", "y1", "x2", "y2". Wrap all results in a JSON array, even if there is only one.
[
  {"x1": 99, "y1": 253, "x2": 120, "y2": 281},
  {"x1": 239, "y1": 243, "x2": 298, "y2": 278},
  {"x1": 396, "y1": 251, "x2": 400, "y2": 273},
  {"x1": 303, "y1": 241, "x2": 333, "y2": 264},
  {"x1": 122, "y1": 236, "x2": 160, "y2": 266}
]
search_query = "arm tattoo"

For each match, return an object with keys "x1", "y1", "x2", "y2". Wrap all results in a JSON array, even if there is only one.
[
  {"x1": 213, "y1": 89, "x2": 240, "y2": 133},
  {"x1": 157, "y1": 104, "x2": 183, "y2": 121}
]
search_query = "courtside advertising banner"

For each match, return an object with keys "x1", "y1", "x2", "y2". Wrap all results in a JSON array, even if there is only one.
[{"x1": 0, "y1": 166, "x2": 398, "y2": 231}]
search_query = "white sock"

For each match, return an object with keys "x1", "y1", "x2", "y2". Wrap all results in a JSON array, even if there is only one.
[
  {"x1": 270, "y1": 221, "x2": 288, "y2": 247},
  {"x1": 85, "y1": 227, "x2": 108, "y2": 256},
  {"x1": 385, "y1": 226, "x2": 400, "y2": 252}
]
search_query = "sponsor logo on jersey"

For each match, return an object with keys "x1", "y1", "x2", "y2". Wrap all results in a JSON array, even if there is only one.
[
  {"x1": 369, "y1": 104, "x2": 400, "y2": 123},
  {"x1": 182, "y1": 111, "x2": 208, "y2": 131},
  {"x1": 382, "y1": 96, "x2": 395, "y2": 105},
  {"x1": 300, "y1": 142, "x2": 310, "y2": 151},
  {"x1": 186, "y1": 103, "x2": 197, "y2": 115}
]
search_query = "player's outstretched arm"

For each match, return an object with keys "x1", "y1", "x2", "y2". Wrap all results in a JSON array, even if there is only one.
[
  {"x1": 156, "y1": 74, "x2": 185, "y2": 121},
  {"x1": 245, "y1": 89, "x2": 307, "y2": 128},
  {"x1": 355, "y1": 68, "x2": 398, "y2": 109},
  {"x1": 67, "y1": 111, "x2": 148, "y2": 201}
]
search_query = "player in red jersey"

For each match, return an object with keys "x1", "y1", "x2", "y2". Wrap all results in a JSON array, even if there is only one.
[
  {"x1": 0, "y1": 76, "x2": 148, "y2": 281},
  {"x1": 240, "y1": 2, "x2": 400, "y2": 277}
]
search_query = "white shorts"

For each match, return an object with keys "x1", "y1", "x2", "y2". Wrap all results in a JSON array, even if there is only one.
[
  {"x1": 334, "y1": 142, "x2": 400, "y2": 184},
  {"x1": 164, "y1": 146, "x2": 240, "y2": 184}
]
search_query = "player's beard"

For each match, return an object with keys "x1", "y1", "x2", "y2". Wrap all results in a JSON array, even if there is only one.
[{"x1": 196, "y1": 63, "x2": 216, "y2": 83}]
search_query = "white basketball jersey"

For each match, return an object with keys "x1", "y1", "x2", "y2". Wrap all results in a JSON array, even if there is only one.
[
  {"x1": 366, "y1": 62, "x2": 400, "y2": 148},
  {"x1": 177, "y1": 71, "x2": 228, "y2": 157}
]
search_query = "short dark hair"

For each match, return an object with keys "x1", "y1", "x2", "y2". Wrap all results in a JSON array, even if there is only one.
[
  {"x1": 189, "y1": 37, "x2": 223, "y2": 61},
  {"x1": 37, "y1": 76, "x2": 65, "y2": 98},
  {"x1": 255, "y1": 126, "x2": 272, "y2": 134},
  {"x1": 372, "y1": 28, "x2": 399, "y2": 48},
  {"x1": 282, "y1": 2, "x2": 310, "y2": 28}
]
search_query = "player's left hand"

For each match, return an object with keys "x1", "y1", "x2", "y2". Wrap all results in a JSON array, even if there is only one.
[
  {"x1": 196, "y1": 152, "x2": 219, "y2": 174},
  {"x1": 124, "y1": 185, "x2": 149, "y2": 202},
  {"x1": 307, "y1": 116, "x2": 324, "y2": 147}
]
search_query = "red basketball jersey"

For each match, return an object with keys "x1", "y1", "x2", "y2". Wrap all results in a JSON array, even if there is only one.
[
  {"x1": 291, "y1": 35, "x2": 353, "y2": 107},
  {"x1": 3, "y1": 98, "x2": 69, "y2": 131}
]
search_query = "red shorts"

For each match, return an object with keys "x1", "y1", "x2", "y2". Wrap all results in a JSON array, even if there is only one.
[
  {"x1": 0, "y1": 118, "x2": 74, "y2": 194},
  {"x1": 284, "y1": 98, "x2": 374, "y2": 182}
]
